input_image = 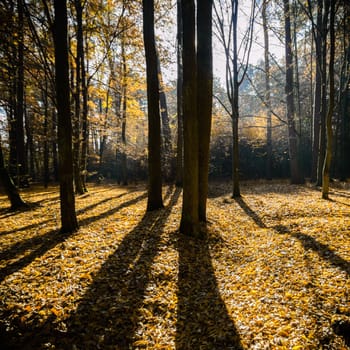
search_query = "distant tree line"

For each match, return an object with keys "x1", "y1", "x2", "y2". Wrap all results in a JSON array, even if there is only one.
[{"x1": 0, "y1": 0, "x2": 349, "y2": 231}]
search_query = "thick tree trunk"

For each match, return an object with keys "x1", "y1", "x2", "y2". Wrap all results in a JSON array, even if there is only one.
[
  {"x1": 53, "y1": 0, "x2": 79, "y2": 233},
  {"x1": 197, "y1": 0, "x2": 213, "y2": 222},
  {"x1": 143, "y1": 0, "x2": 164, "y2": 211},
  {"x1": 180, "y1": 0, "x2": 199, "y2": 236}
]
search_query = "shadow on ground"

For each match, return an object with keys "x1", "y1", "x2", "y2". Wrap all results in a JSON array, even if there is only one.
[{"x1": 175, "y1": 231, "x2": 243, "y2": 350}]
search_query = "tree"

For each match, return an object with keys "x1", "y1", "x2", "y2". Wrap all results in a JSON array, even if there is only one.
[
  {"x1": 180, "y1": 0, "x2": 199, "y2": 235},
  {"x1": 142, "y1": 0, "x2": 164, "y2": 211},
  {"x1": 322, "y1": 0, "x2": 335, "y2": 199},
  {"x1": 262, "y1": 0, "x2": 272, "y2": 180},
  {"x1": 197, "y1": 0, "x2": 213, "y2": 221},
  {"x1": 214, "y1": 0, "x2": 255, "y2": 197},
  {"x1": 180, "y1": 0, "x2": 213, "y2": 234},
  {"x1": 175, "y1": 0, "x2": 184, "y2": 187},
  {"x1": 157, "y1": 54, "x2": 172, "y2": 181},
  {"x1": 283, "y1": 0, "x2": 304, "y2": 184},
  {"x1": 52, "y1": 0, "x2": 78, "y2": 233},
  {"x1": 0, "y1": 137, "x2": 28, "y2": 210}
]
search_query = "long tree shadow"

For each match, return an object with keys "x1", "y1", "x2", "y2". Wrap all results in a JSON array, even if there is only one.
[
  {"x1": 0, "y1": 192, "x2": 148, "y2": 283},
  {"x1": 274, "y1": 224, "x2": 350, "y2": 276},
  {"x1": 233, "y1": 197, "x2": 267, "y2": 228},
  {"x1": 51, "y1": 187, "x2": 181, "y2": 349},
  {"x1": 175, "y1": 231, "x2": 244, "y2": 350},
  {"x1": 0, "y1": 196, "x2": 118, "y2": 237}
]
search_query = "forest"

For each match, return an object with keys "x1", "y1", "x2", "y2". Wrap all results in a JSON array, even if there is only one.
[{"x1": 0, "y1": 0, "x2": 349, "y2": 349}]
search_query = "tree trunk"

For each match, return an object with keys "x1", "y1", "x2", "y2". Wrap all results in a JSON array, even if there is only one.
[
  {"x1": 283, "y1": 0, "x2": 303, "y2": 184},
  {"x1": 53, "y1": 0, "x2": 79, "y2": 233},
  {"x1": 120, "y1": 38, "x2": 128, "y2": 186},
  {"x1": 15, "y1": 0, "x2": 26, "y2": 181},
  {"x1": 72, "y1": 12, "x2": 84, "y2": 194},
  {"x1": 0, "y1": 140, "x2": 28, "y2": 210},
  {"x1": 75, "y1": 0, "x2": 88, "y2": 192},
  {"x1": 322, "y1": 0, "x2": 335, "y2": 199},
  {"x1": 176, "y1": 0, "x2": 183, "y2": 187},
  {"x1": 143, "y1": 0, "x2": 164, "y2": 211},
  {"x1": 43, "y1": 81, "x2": 50, "y2": 188},
  {"x1": 52, "y1": 108, "x2": 59, "y2": 182},
  {"x1": 231, "y1": 0, "x2": 241, "y2": 197},
  {"x1": 180, "y1": 0, "x2": 199, "y2": 236},
  {"x1": 262, "y1": 0, "x2": 272, "y2": 180},
  {"x1": 311, "y1": 1, "x2": 322, "y2": 183},
  {"x1": 197, "y1": 0, "x2": 213, "y2": 222},
  {"x1": 316, "y1": 0, "x2": 329, "y2": 187},
  {"x1": 157, "y1": 54, "x2": 172, "y2": 181}
]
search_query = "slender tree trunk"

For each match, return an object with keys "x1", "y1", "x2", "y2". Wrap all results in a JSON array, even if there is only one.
[
  {"x1": 77, "y1": 0, "x2": 88, "y2": 192},
  {"x1": 339, "y1": 6, "x2": 350, "y2": 180},
  {"x1": 316, "y1": 0, "x2": 329, "y2": 186},
  {"x1": 72, "y1": 49, "x2": 84, "y2": 194},
  {"x1": 15, "y1": 0, "x2": 26, "y2": 181},
  {"x1": 232, "y1": 0, "x2": 241, "y2": 197},
  {"x1": 53, "y1": 0, "x2": 79, "y2": 233},
  {"x1": 322, "y1": 0, "x2": 335, "y2": 199},
  {"x1": 262, "y1": 0, "x2": 272, "y2": 180},
  {"x1": 180, "y1": 0, "x2": 199, "y2": 236},
  {"x1": 176, "y1": 0, "x2": 183, "y2": 187},
  {"x1": 52, "y1": 108, "x2": 59, "y2": 182},
  {"x1": 283, "y1": 0, "x2": 303, "y2": 184},
  {"x1": 120, "y1": 39, "x2": 128, "y2": 186},
  {"x1": 143, "y1": 0, "x2": 164, "y2": 211},
  {"x1": 157, "y1": 54, "x2": 172, "y2": 180},
  {"x1": 43, "y1": 81, "x2": 50, "y2": 188},
  {"x1": 197, "y1": 0, "x2": 213, "y2": 222},
  {"x1": 311, "y1": 1, "x2": 322, "y2": 183}
]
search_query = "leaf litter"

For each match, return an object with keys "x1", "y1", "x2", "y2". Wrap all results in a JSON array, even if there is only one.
[{"x1": 0, "y1": 181, "x2": 349, "y2": 349}]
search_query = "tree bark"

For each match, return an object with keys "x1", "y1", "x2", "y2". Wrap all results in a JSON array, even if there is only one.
[
  {"x1": 77, "y1": 0, "x2": 88, "y2": 192},
  {"x1": 15, "y1": 0, "x2": 26, "y2": 180},
  {"x1": 143, "y1": 0, "x2": 164, "y2": 211},
  {"x1": 283, "y1": 0, "x2": 303, "y2": 184},
  {"x1": 316, "y1": 0, "x2": 329, "y2": 186},
  {"x1": 197, "y1": 0, "x2": 213, "y2": 222},
  {"x1": 0, "y1": 140, "x2": 28, "y2": 210},
  {"x1": 180, "y1": 0, "x2": 199, "y2": 236},
  {"x1": 231, "y1": 0, "x2": 241, "y2": 197},
  {"x1": 311, "y1": 0, "x2": 322, "y2": 183},
  {"x1": 322, "y1": 0, "x2": 335, "y2": 199},
  {"x1": 157, "y1": 54, "x2": 172, "y2": 181},
  {"x1": 53, "y1": 0, "x2": 79, "y2": 233},
  {"x1": 176, "y1": 0, "x2": 183, "y2": 187},
  {"x1": 120, "y1": 38, "x2": 128, "y2": 186},
  {"x1": 72, "y1": 1, "x2": 84, "y2": 195},
  {"x1": 262, "y1": 0, "x2": 272, "y2": 180}
]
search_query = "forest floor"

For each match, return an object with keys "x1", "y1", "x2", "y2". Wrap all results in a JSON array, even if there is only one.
[{"x1": 0, "y1": 180, "x2": 349, "y2": 350}]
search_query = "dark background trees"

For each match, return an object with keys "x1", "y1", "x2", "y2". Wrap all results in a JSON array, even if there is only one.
[{"x1": 0, "y1": 0, "x2": 349, "y2": 217}]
